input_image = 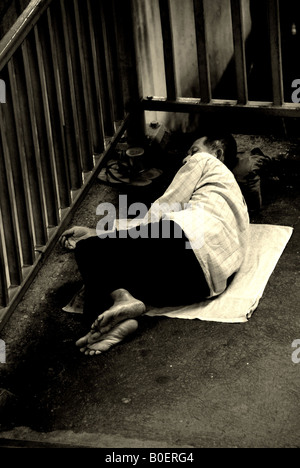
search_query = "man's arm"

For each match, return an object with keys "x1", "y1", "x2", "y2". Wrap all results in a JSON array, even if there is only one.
[{"x1": 114, "y1": 154, "x2": 205, "y2": 231}]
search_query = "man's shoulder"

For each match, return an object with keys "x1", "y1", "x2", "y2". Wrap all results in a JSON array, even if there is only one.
[
  {"x1": 192, "y1": 151, "x2": 225, "y2": 166},
  {"x1": 192, "y1": 151, "x2": 214, "y2": 161},
  {"x1": 192, "y1": 152, "x2": 232, "y2": 175},
  {"x1": 188, "y1": 151, "x2": 216, "y2": 170}
]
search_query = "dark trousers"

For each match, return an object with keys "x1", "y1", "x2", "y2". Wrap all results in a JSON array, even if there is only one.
[{"x1": 75, "y1": 220, "x2": 210, "y2": 323}]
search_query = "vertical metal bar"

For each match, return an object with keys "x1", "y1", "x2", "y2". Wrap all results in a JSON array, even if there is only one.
[
  {"x1": 86, "y1": 0, "x2": 106, "y2": 146},
  {"x1": 1, "y1": 66, "x2": 35, "y2": 267},
  {"x1": 267, "y1": 0, "x2": 284, "y2": 106},
  {"x1": 0, "y1": 113, "x2": 23, "y2": 287},
  {"x1": 34, "y1": 22, "x2": 61, "y2": 223},
  {"x1": 8, "y1": 53, "x2": 47, "y2": 248},
  {"x1": 111, "y1": 0, "x2": 145, "y2": 144},
  {"x1": 23, "y1": 30, "x2": 60, "y2": 229},
  {"x1": 158, "y1": 0, "x2": 177, "y2": 100},
  {"x1": 0, "y1": 207, "x2": 9, "y2": 308},
  {"x1": 47, "y1": 2, "x2": 81, "y2": 191},
  {"x1": 231, "y1": 0, "x2": 248, "y2": 104},
  {"x1": 22, "y1": 37, "x2": 50, "y2": 236},
  {"x1": 88, "y1": 0, "x2": 114, "y2": 138},
  {"x1": 35, "y1": 14, "x2": 71, "y2": 209},
  {"x1": 100, "y1": 0, "x2": 125, "y2": 127},
  {"x1": 73, "y1": 0, "x2": 102, "y2": 155},
  {"x1": 60, "y1": 0, "x2": 93, "y2": 174},
  {"x1": 46, "y1": 5, "x2": 73, "y2": 198},
  {"x1": 193, "y1": 0, "x2": 212, "y2": 103}
]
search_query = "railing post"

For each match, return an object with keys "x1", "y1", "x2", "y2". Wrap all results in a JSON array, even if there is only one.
[
  {"x1": 231, "y1": 0, "x2": 248, "y2": 104},
  {"x1": 0, "y1": 0, "x2": 53, "y2": 71},
  {"x1": 0, "y1": 106, "x2": 23, "y2": 287},
  {"x1": 158, "y1": 0, "x2": 177, "y2": 100},
  {"x1": 267, "y1": 0, "x2": 284, "y2": 106},
  {"x1": 22, "y1": 34, "x2": 59, "y2": 230},
  {"x1": 87, "y1": 0, "x2": 114, "y2": 139},
  {"x1": 34, "y1": 15, "x2": 71, "y2": 211},
  {"x1": 60, "y1": 0, "x2": 93, "y2": 175},
  {"x1": 100, "y1": 0, "x2": 125, "y2": 130},
  {"x1": 47, "y1": 2, "x2": 82, "y2": 191},
  {"x1": 112, "y1": 0, "x2": 145, "y2": 145},
  {"x1": 0, "y1": 207, "x2": 9, "y2": 308},
  {"x1": 74, "y1": 0, "x2": 104, "y2": 155},
  {"x1": 8, "y1": 52, "x2": 48, "y2": 248},
  {"x1": 193, "y1": 0, "x2": 212, "y2": 104},
  {"x1": 0, "y1": 67, "x2": 36, "y2": 267}
]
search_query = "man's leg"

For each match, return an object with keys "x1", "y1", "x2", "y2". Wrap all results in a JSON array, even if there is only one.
[
  {"x1": 74, "y1": 220, "x2": 209, "y2": 355},
  {"x1": 76, "y1": 220, "x2": 209, "y2": 319},
  {"x1": 122, "y1": 220, "x2": 210, "y2": 307},
  {"x1": 74, "y1": 234, "x2": 146, "y2": 324},
  {"x1": 74, "y1": 235, "x2": 148, "y2": 355}
]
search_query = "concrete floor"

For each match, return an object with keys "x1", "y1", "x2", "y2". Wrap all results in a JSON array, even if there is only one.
[{"x1": 0, "y1": 133, "x2": 300, "y2": 448}]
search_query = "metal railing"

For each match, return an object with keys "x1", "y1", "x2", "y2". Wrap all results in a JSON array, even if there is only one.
[
  {"x1": 0, "y1": 0, "x2": 141, "y2": 329},
  {"x1": 142, "y1": 0, "x2": 300, "y2": 119},
  {"x1": 0, "y1": 0, "x2": 299, "y2": 329}
]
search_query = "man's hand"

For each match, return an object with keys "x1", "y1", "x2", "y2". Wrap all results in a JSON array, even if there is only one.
[{"x1": 60, "y1": 226, "x2": 96, "y2": 250}]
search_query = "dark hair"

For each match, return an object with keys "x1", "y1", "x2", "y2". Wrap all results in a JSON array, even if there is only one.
[{"x1": 204, "y1": 134, "x2": 238, "y2": 169}]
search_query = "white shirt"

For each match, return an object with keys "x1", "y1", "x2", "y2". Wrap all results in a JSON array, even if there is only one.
[{"x1": 144, "y1": 152, "x2": 250, "y2": 298}]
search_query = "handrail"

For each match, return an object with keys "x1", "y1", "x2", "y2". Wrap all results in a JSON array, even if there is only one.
[
  {"x1": 0, "y1": 0, "x2": 53, "y2": 71},
  {"x1": 0, "y1": 0, "x2": 142, "y2": 329}
]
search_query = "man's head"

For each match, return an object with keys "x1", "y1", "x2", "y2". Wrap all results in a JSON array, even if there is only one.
[{"x1": 184, "y1": 134, "x2": 237, "y2": 169}]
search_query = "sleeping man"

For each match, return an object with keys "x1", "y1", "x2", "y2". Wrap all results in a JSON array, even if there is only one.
[{"x1": 60, "y1": 134, "x2": 250, "y2": 356}]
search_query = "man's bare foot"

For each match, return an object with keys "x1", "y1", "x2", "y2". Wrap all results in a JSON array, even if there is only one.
[
  {"x1": 77, "y1": 319, "x2": 138, "y2": 356},
  {"x1": 90, "y1": 289, "x2": 146, "y2": 336},
  {"x1": 75, "y1": 289, "x2": 145, "y2": 350}
]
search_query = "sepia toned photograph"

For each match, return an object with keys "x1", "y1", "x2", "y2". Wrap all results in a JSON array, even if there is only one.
[{"x1": 0, "y1": 0, "x2": 299, "y2": 451}]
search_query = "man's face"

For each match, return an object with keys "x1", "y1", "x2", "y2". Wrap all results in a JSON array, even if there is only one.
[{"x1": 183, "y1": 137, "x2": 210, "y2": 164}]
